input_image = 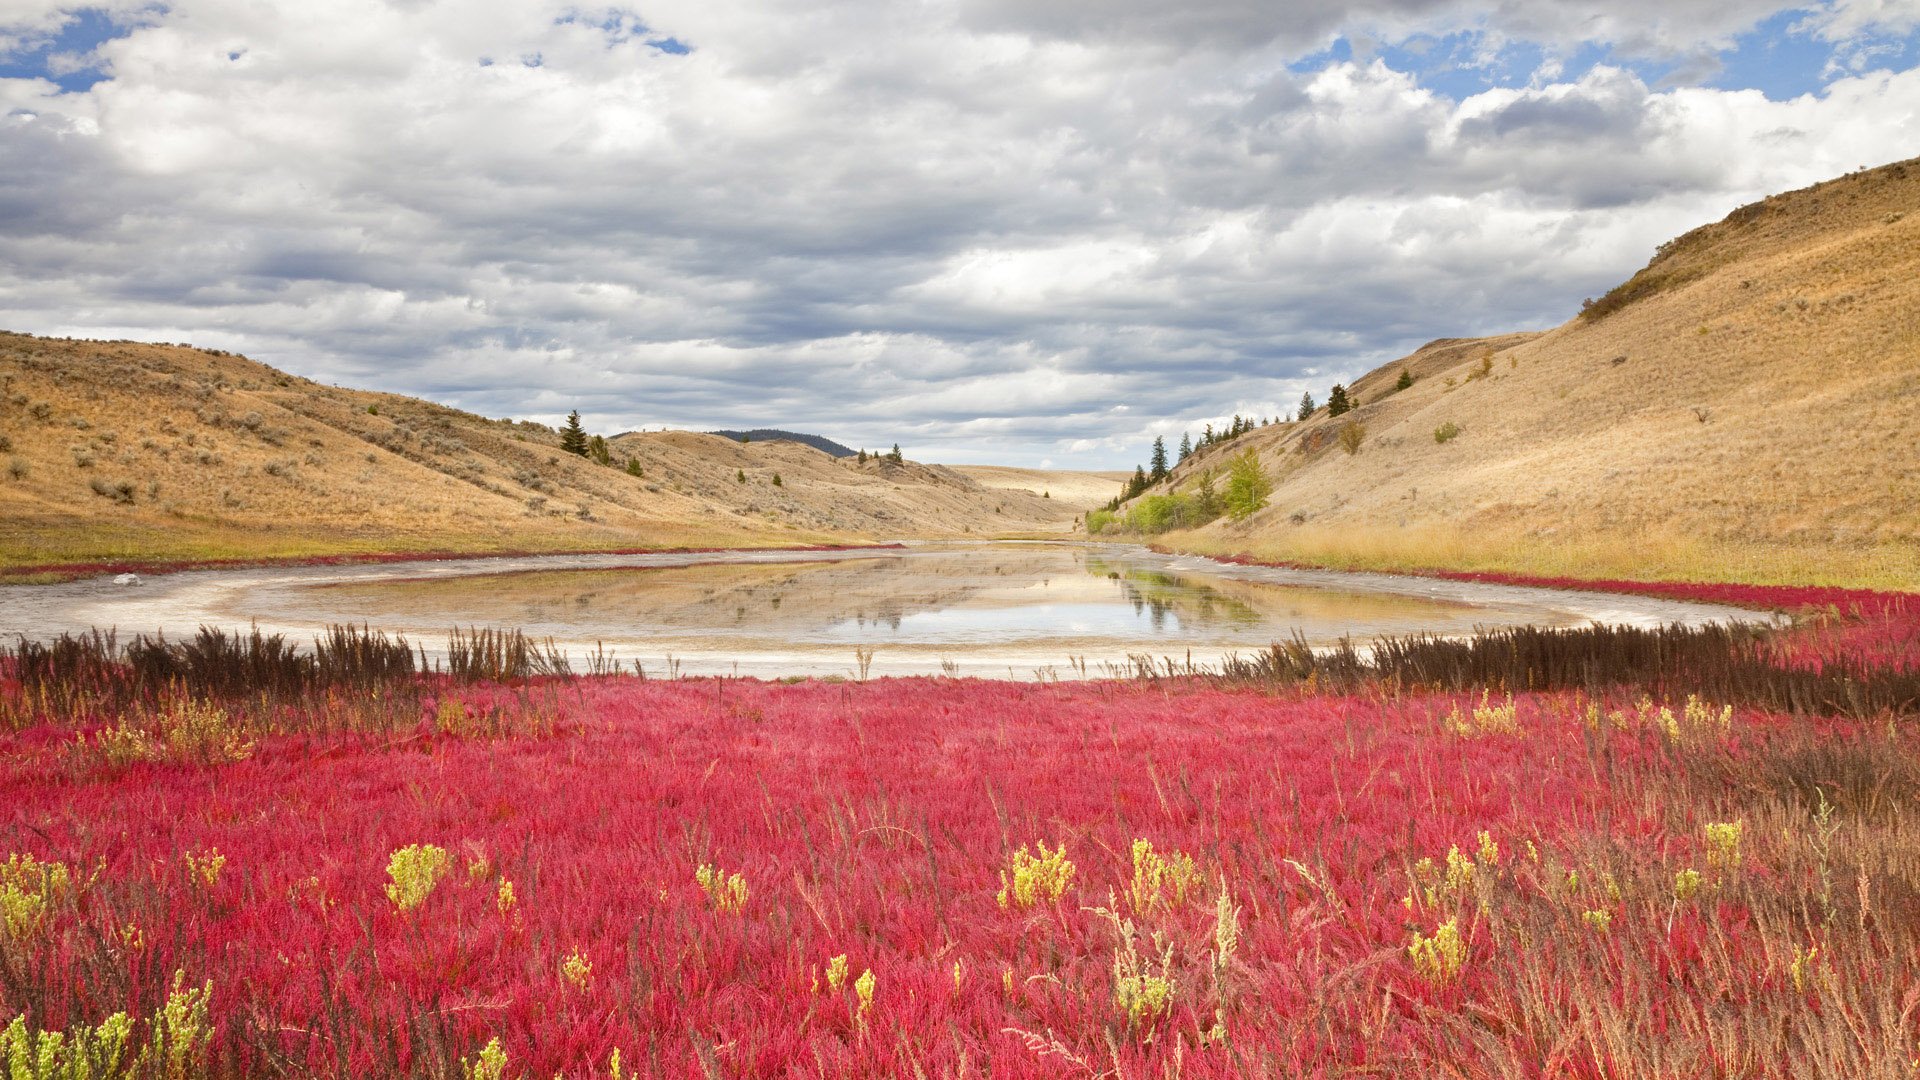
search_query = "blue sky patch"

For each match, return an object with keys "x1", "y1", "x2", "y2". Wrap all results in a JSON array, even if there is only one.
[
  {"x1": 0, "y1": 6, "x2": 154, "y2": 94},
  {"x1": 1287, "y1": 12, "x2": 1920, "y2": 104}
]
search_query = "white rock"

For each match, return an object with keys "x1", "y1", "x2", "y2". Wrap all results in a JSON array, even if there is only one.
[{"x1": 113, "y1": 573, "x2": 142, "y2": 586}]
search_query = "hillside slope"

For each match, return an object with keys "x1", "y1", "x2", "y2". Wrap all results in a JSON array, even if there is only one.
[
  {"x1": 0, "y1": 335, "x2": 1078, "y2": 569},
  {"x1": 1153, "y1": 158, "x2": 1920, "y2": 586}
]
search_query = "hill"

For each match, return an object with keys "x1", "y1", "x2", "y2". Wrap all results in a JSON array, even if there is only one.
[
  {"x1": 1140, "y1": 158, "x2": 1920, "y2": 588},
  {"x1": 952, "y1": 465, "x2": 1129, "y2": 508},
  {"x1": 705, "y1": 429, "x2": 856, "y2": 458},
  {"x1": 0, "y1": 334, "x2": 1082, "y2": 572}
]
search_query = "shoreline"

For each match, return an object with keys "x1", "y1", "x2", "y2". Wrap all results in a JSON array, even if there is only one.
[{"x1": 0, "y1": 540, "x2": 905, "y2": 586}]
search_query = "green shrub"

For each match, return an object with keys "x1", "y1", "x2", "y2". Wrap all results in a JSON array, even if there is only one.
[
  {"x1": 1223, "y1": 449, "x2": 1271, "y2": 521},
  {"x1": 1433, "y1": 421, "x2": 1460, "y2": 443},
  {"x1": 1338, "y1": 422, "x2": 1366, "y2": 456},
  {"x1": 1396, "y1": 369, "x2": 1413, "y2": 391},
  {"x1": 385, "y1": 844, "x2": 451, "y2": 911}
]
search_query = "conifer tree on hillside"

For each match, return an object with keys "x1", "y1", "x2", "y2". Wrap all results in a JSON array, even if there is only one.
[
  {"x1": 1297, "y1": 392, "x2": 1315, "y2": 421},
  {"x1": 1149, "y1": 437, "x2": 1168, "y2": 481},
  {"x1": 1177, "y1": 432, "x2": 1192, "y2": 462},
  {"x1": 1396, "y1": 369, "x2": 1414, "y2": 391},
  {"x1": 1326, "y1": 384, "x2": 1351, "y2": 417},
  {"x1": 1128, "y1": 465, "x2": 1148, "y2": 499},
  {"x1": 889, "y1": 443, "x2": 903, "y2": 464},
  {"x1": 588, "y1": 434, "x2": 612, "y2": 466},
  {"x1": 560, "y1": 410, "x2": 589, "y2": 456},
  {"x1": 1195, "y1": 468, "x2": 1221, "y2": 521}
]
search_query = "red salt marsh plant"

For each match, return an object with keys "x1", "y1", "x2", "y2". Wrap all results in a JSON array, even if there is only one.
[{"x1": 0, "y1": 591, "x2": 1916, "y2": 1077}]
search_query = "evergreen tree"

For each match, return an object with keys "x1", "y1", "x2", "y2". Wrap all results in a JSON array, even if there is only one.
[
  {"x1": 1149, "y1": 437, "x2": 1168, "y2": 481},
  {"x1": 1297, "y1": 393, "x2": 1315, "y2": 421},
  {"x1": 1326, "y1": 384, "x2": 1351, "y2": 417},
  {"x1": 1194, "y1": 469, "x2": 1221, "y2": 522},
  {"x1": 1396, "y1": 369, "x2": 1414, "y2": 391},
  {"x1": 772, "y1": 473, "x2": 782, "y2": 487},
  {"x1": 625, "y1": 458, "x2": 644, "y2": 477},
  {"x1": 889, "y1": 443, "x2": 903, "y2": 463},
  {"x1": 1177, "y1": 432, "x2": 1192, "y2": 462},
  {"x1": 560, "y1": 410, "x2": 589, "y2": 456},
  {"x1": 1129, "y1": 465, "x2": 1148, "y2": 499},
  {"x1": 1203, "y1": 423, "x2": 1215, "y2": 446},
  {"x1": 857, "y1": 448, "x2": 867, "y2": 463}
]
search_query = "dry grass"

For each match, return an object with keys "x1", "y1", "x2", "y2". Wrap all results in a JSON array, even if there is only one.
[
  {"x1": 1154, "y1": 157, "x2": 1920, "y2": 589},
  {"x1": 950, "y1": 465, "x2": 1129, "y2": 509},
  {"x1": 1167, "y1": 523, "x2": 1920, "y2": 590},
  {"x1": 0, "y1": 333, "x2": 1081, "y2": 571}
]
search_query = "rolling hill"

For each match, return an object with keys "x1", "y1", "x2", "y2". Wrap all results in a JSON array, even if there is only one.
[
  {"x1": 0, "y1": 334, "x2": 1106, "y2": 572},
  {"x1": 705, "y1": 429, "x2": 857, "y2": 458},
  {"x1": 1147, "y1": 158, "x2": 1920, "y2": 587}
]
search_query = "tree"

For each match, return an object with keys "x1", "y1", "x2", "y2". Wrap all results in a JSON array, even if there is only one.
[
  {"x1": 772, "y1": 472, "x2": 782, "y2": 487},
  {"x1": 1326, "y1": 384, "x2": 1351, "y2": 417},
  {"x1": 625, "y1": 458, "x2": 644, "y2": 477},
  {"x1": 1128, "y1": 465, "x2": 1148, "y2": 499},
  {"x1": 560, "y1": 410, "x2": 589, "y2": 456},
  {"x1": 736, "y1": 469, "x2": 747, "y2": 483},
  {"x1": 1338, "y1": 421, "x2": 1366, "y2": 456},
  {"x1": 889, "y1": 443, "x2": 903, "y2": 464},
  {"x1": 1396, "y1": 369, "x2": 1414, "y2": 392},
  {"x1": 1223, "y1": 448, "x2": 1271, "y2": 522},
  {"x1": 1149, "y1": 437, "x2": 1168, "y2": 481},
  {"x1": 1297, "y1": 393, "x2": 1315, "y2": 421},
  {"x1": 857, "y1": 448, "x2": 867, "y2": 464},
  {"x1": 1194, "y1": 469, "x2": 1221, "y2": 522},
  {"x1": 1177, "y1": 432, "x2": 1192, "y2": 462},
  {"x1": 588, "y1": 434, "x2": 612, "y2": 466}
]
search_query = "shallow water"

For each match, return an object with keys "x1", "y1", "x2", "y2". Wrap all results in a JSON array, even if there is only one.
[{"x1": 3, "y1": 542, "x2": 1773, "y2": 678}]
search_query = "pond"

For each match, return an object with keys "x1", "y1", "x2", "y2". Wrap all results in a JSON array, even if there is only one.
[
  {"x1": 2, "y1": 542, "x2": 1769, "y2": 679},
  {"x1": 3, "y1": 541, "x2": 1766, "y2": 676}
]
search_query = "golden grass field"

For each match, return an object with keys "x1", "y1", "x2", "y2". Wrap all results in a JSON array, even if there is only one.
[
  {"x1": 0, "y1": 335, "x2": 1105, "y2": 573},
  {"x1": 3, "y1": 160, "x2": 1914, "y2": 587},
  {"x1": 1153, "y1": 158, "x2": 1920, "y2": 590}
]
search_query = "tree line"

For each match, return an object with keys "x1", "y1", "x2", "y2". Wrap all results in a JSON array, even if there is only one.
[{"x1": 1089, "y1": 370, "x2": 1412, "y2": 535}]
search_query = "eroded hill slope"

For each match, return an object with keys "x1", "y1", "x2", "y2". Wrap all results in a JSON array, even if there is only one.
[
  {"x1": 0, "y1": 334, "x2": 1079, "y2": 569},
  {"x1": 1155, "y1": 159, "x2": 1920, "y2": 585}
]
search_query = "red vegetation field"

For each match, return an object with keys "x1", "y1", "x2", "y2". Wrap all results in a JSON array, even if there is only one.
[{"x1": 2, "y1": 585, "x2": 1918, "y2": 1078}]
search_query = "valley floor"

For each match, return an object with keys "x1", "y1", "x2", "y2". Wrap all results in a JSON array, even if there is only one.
[{"x1": 1, "y1": 580, "x2": 1916, "y2": 1077}]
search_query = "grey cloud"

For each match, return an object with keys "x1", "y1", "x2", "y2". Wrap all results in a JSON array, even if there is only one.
[
  {"x1": 2, "y1": 0, "x2": 1917, "y2": 466},
  {"x1": 956, "y1": 0, "x2": 1791, "y2": 57}
]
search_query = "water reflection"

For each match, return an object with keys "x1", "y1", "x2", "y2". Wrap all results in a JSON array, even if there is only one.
[{"x1": 256, "y1": 544, "x2": 1485, "y2": 655}]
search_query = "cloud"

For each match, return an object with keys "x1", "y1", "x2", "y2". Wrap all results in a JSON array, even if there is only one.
[{"x1": 2, "y1": 0, "x2": 1919, "y2": 466}]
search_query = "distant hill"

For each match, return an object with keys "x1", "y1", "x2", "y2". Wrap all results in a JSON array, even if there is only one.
[
  {"x1": 0, "y1": 335, "x2": 1082, "y2": 570},
  {"x1": 707, "y1": 429, "x2": 855, "y2": 457},
  {"x1": 1144, "y1": 156, "x2": 1920, "y2": 586}
]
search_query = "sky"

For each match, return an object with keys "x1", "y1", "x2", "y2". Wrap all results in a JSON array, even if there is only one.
[{"x1": 2, "y1": 1, "x2": 1918, "y2": 468}]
